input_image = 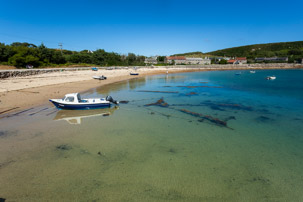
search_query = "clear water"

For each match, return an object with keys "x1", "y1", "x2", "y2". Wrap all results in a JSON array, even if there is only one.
[{"x1": 1, "y1": 69, "x2": 303, "y2": 201}]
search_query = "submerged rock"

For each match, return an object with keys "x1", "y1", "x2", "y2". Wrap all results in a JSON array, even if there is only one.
[
  {"x1": 178, "y1": 109, "x2": 228, "y2": 128},
  {"x1": 185, "y1": 92, "x2": 198, "y2": 96},
  {"x1": 119, "y1": 100, "x2": 129, "y2": 104},
  {"x1": 138, "y1": 90, "x2": 179, "y2": 94},
  {"x1": 255, "y1": 116, "x2": 274, "y2": 123},
  {"x1": 56, "y1": 144, "x2": 72, "y2": 150},
  {"x1": 145, "y1": 98, "x2": 169, "y2": 107}
]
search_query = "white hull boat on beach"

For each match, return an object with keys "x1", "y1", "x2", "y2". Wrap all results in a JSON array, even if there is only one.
[
  {"x1": 92, "y1": 75, "x2": 107, "y2": 80},
  {"x1": 49, "y1": 93, "x2": 118, "y2": 110}
]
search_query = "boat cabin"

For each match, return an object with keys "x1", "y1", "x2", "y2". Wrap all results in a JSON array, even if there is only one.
[
  {"x1": 62, "y1": 93, "x2": 106, "y2": 103},
  {"x1": 63, "y1": 93, "x2": 82, "y2": 103}
]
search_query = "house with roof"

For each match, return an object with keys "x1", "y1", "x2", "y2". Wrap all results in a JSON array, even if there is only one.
[
  {"x1": 165, "y1": 56, "x2": 187, "y2": 64},
  {"x1": 144, "y1": 56, "x2": 158, "y2": 64},
  {"x1": 255, "y1": 57, "x2": 288, "y2": 62},
  {"x1": 185, "y1": 57, "x2": 211, "y2": 65},
  {"x1": 228, "y1": 57, "x2": 247, "y2": 64}
]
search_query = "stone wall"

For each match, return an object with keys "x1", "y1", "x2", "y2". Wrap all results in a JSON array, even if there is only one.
[{"x1": 0, "y1": 67, "x2": 91, "y2": 79}]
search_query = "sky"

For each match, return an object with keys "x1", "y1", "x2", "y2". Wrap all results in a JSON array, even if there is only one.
[{"x1": 0, "y1": 0, "x2": 302, "y2": 56}]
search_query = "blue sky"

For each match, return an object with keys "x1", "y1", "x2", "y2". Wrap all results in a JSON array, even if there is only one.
[{"x1": 0, "y1": 0, "x2": 302, "y2": 56}]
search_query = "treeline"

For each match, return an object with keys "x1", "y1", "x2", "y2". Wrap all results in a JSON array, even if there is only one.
[
  {"x1": 0, "y1": 42, "x2": 146, "y2": 68},
  {"x1": 207, "y1": 41, "x2": 303, "y2": 63}
]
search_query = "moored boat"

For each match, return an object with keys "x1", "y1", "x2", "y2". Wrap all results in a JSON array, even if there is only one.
[
  {"x1": 250, "y1": 70, "x2": 256, "y2": 73},
  {"x1": 92, "y1": 75, "x2": 107, "y2": 80},
  {"x1": 49, "y1": 93, "x2": 118, "y2": 110},
  {"x1": 130, "y1": 72, "x2": 139, "y2": 75},
  {"x1": 266, "y1": 76, "x2": 276, "y2": 80}
]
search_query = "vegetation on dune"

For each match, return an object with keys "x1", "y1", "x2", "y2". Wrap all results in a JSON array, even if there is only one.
[{"x1": 0, "y1": 42, "x2": 146, "y2": 68}]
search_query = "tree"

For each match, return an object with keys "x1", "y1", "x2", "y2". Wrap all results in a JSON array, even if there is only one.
[
  {"x1": 8, "y1": 54, "x2": 26, "y2": 68},
  {"x1": 219, "y1": 59, "x2": 227, "y2": 64}
]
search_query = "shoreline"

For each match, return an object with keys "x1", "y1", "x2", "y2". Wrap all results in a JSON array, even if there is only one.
[
  {"x1": 1, "y1": 66, "x2": 302, "y2": 115},
  {"x1": 0, "y1": 68, "x2": 198, "y2": 114}
]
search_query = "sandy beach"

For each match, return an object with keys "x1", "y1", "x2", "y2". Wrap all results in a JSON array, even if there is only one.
[{"x1": 0, "y1": 67, "x2": 200, "y2": 114}]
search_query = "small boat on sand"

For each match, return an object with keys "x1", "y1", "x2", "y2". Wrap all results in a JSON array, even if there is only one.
[
  {"x1": 266, "y1": 76, "x2": 276, "y2": 80},
  {"x1": 92, "y1": 75, "x2": 107, "y2": 80},
  {"x1": 130, "y1": 72, "x2": 139, "y2": 76},
  {"x1": 49, "y1": 93, "x2": 118, "y2": 110},
  {"x1": 91, "y1": 67, "x2": 98, "y2": 71}
]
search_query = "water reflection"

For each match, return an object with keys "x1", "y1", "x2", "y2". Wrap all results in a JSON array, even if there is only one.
[
  {"x1": 53, "y1": 107, "x2": 119, "y2": 124},
  {"x1": 128, "y1": 77, "x2": 146, "y2": 90}
]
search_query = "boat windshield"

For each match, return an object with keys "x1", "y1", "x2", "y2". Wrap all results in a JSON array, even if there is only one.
[
  {"x1": 77, "y1": 94, "x2": 82, "y2": 102},
  {"x1": 65, "y1": 97, "x2": 74, "y2": 102}
]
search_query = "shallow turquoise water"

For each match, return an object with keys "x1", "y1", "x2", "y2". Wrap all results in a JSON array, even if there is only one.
[{"x1": 1, "y1": 69, "x2": 303, "y2": 201}]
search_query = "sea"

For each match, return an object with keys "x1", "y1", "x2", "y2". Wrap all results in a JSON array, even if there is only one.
[{"x1": 1, "y1": 69, "x2": 303, "y2": 201}]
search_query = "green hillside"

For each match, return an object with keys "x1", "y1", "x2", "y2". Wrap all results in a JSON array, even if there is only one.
[
  {"x1": 207, "y1": 41, "x2": 303, "y2": 62},
  {"x1": 172, "y1": 41, "x2": 303, "y2": 63},
  {"x1": 172, "y1": 51, "x2": 204, "y2": 57}
]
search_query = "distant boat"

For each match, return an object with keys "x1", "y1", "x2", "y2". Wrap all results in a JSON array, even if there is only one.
[
  {"x1": 235, "y1": 72, "x2": 241, "y2": 75},
  {"x1": 130, "y1": 72, "x2": 139, "y2": 76},
  {"x1": 250, "y1": 70, "x2": 256, "y2": 73},
  {"x1": 92, "y1": 75, "x2": 107, "y2": 80},
  {"x1": 91, "y1": 67, "x2": 98, "y2": 71},
  {"x1": 266, "y1": 76, "x2": 276, "y2": 80},
  {"x1": 49, "y1": 93, "x2": 118, "y2": 110}
]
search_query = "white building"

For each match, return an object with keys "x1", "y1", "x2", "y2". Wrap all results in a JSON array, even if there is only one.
[
  {"x1": 185, "y1": 57, "x2": 211, "y2": 65},
  {"x1": 144, "y1": 56, "x2": 158, "y2": 64},
  {"x1": 165, "y1": 56, "x2": 187, "y2": 64}
]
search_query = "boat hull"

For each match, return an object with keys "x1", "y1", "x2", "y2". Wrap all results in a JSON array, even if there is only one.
[{"x1": 49, "y1": 100, "x2": 111, "y2": 110}]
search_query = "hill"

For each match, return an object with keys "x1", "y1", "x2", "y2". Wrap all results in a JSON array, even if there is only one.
[
  {"x1": 206, "y1": 41, "x2": 303, "y2": 62},
  {"x1": 172, "y1": 41, "x2": 303, "y2": 63}
]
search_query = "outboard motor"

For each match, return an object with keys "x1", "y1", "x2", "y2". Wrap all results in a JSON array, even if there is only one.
[{"x1": 106, "y1": 96, "x2": 118, "y2": 105}]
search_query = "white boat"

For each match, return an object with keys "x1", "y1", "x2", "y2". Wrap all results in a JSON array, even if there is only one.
[
  {"x1": 49, "y1": 93, "x2": 118, "y2": 110},
  {"x1": 266, "y1": 76, "x2": 276, "y2": 80},
  {"x1": 250, "y1": 70, "x2": 256, "y2": 73},
  {"x1": 92, "y1": 75, "x2": 107, "y2": 80}
]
